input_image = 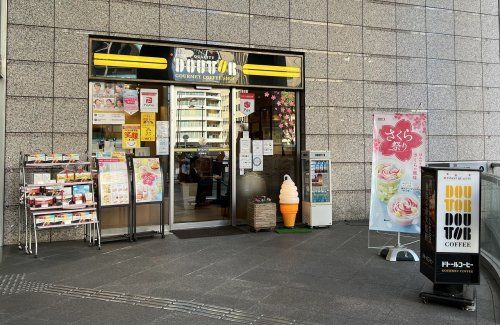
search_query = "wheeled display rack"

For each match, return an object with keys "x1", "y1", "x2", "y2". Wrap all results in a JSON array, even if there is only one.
[{"x1": 18, "y1": 153, "x2": 101, "y2": 257}]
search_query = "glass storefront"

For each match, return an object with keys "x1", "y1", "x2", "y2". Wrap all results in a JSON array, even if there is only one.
[{"x1": 88, "y1": 37, "x2": 304, "y2": 233}]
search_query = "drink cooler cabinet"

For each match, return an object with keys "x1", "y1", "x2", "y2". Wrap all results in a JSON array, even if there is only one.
[{"x1": 301, "y1": 151, "x2": 333, "y2": 227}]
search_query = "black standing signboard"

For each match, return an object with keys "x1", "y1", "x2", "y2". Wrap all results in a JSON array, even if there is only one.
[{"x1": 420, "y1": 167, "x2": 481, "y2": 309}]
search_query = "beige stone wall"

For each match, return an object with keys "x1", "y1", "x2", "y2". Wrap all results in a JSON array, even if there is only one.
[{"x1": 2, "y1": 0, "x2": 500, "y2": 244}]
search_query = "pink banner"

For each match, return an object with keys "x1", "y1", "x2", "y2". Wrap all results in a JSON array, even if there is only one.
[{"x1": 369, "y1": 113, "x2": 427, "y2": 234}]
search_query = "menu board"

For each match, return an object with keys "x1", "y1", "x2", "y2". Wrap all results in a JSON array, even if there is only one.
[
  {"x1": 97, "y1": 158, "x2": 130, "y2": 206},
  {"x1": 133, "y1": 158, "x2": 163, "y2": 203}
]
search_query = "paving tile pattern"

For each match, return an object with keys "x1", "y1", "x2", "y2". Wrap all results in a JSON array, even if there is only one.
[{"x1": 0, "y1": 224, "x2": 498, "y2": 324}]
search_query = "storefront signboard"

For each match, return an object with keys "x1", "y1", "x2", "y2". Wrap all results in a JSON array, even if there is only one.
[
  {"x1": 122, "y1": 124, "x2": 140, "y2": 149},
  {"x1": 90, "y1": 38, "x2": 304, "y2": 89},
  {"x1": 240, "y1": 93, "x2": 255, "y2": 116},
  {"x1": 140, "y1": 88, "x2": 158, "y2": 113},
  {"x1": 132, "y1": 158, "x2": 163, "y2": 203},
  {"x1": 140, "y1": 112, "x2": 156, "y2": 141},
  {"x1": 369, "y1": 113, "x2": 427, "y2": 234},
  {"x1": 123, "y1": 89, "x2": 139, "y2": 115},
  {"x1": 97, "y1": 158, "x2": 130, "y2": 207},
  {"x1": 420, "y1": 167, "x2": 481, "y2": 284}
]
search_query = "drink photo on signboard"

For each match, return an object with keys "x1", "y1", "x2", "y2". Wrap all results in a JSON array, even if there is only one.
[
  {"x1": 133, "y1": 158, "x2": 163, "y2": 203},
  {"x1": 369, "y1": 113, "x2": 427, "y2": 234}
]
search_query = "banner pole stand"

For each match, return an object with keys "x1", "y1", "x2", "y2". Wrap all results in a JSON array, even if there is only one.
[{"x1": 379, "y1": 232, "x2": 420, "y2": 262}]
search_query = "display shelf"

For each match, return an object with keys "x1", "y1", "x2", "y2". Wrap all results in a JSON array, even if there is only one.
[
  {"x1": 24, "y1": 181, "x2": 94, "y2": 188},
  {"x1": 18, "y1": 152, "x2": 100, "y2": 257},
  {"x1": 25, "y1": 162, "x2": 91, "y2": 168},
  {"x1": 31, "y1": 207, "x2": 96, "y2": 216},
  {"x1": 28, "y1": 203, "x2": 97, "y2": 212},
  {"x1": 36, "y1": 220, "x2": 98, "y2": 230}
]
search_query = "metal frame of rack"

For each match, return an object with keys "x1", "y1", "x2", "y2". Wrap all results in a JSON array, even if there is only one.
[{"x1": 18, "y1": 153, "x2": 101, "y2": 257}]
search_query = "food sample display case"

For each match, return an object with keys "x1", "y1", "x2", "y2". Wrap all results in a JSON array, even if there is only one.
[{"x1": 301, "y1": 151, "x2": 332, "y2": 227}]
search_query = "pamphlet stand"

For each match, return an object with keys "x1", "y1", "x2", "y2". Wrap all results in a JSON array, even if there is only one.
[
  {"x1": 18, "y1": 153, "x2": 101, "y2": 258},
  {"x1": 130, "y1": 156, "x2": 165, "y2": 241}
]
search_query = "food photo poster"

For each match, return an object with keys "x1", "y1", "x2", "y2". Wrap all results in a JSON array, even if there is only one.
[{"x1": 369, "y1": 113, "x2": 427, "y2": 234}]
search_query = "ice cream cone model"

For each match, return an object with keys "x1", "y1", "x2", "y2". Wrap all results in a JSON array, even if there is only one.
[{"x1": 279, "y1": 175, "x2": 300, "y2": 228}]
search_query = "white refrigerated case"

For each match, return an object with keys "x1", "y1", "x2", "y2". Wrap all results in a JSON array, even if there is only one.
[{"x1": 302, "y1": 151, "x2": 332, "y2": 227}]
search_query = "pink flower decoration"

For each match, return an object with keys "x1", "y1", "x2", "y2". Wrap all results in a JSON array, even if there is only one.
[
  {"x1": 264, "y1": 92, "x2": 269, "y2": 97},
  {"x1": 290, "y1": 101, "x2": 295, "y2": 106},
  {"x1": 281, "y1": 108, "x2": 285, "y2": 112},
  {"x1": 279, "y1": 123, "x2": 283, "y2": 129},
  {"x1": 271, "y1": 95, "x2": 276, "y2": 100},
  {"x1": 277, "y1": 101, "x2": 281, "y2": 106},
  {"x1": 278, "y1": 113, "x2": 282, "y2": 117},
  {"x1": 286, "y1": 108, "x2": 292, "y2": 113}
]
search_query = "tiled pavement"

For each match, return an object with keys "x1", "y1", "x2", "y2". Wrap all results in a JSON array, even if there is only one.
[{"x1": 0, "y1": 222, "x2": 498, "y2": 325}]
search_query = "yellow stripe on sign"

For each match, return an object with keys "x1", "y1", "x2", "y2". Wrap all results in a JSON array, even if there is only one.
[
  {"x1": 242, "y1": 64, "x2": 301, "y2": 73},
  {"x1": 94, "y1": 53, "x2": 167, "y2": 64},
  {"x1": 94, "y1": 60, "x2": 167, "y2": 70},
  {"x1": 242, "y1": 69, "x2": 300, "y2": 78},
  {"x1": 93, "y1": 53, "x2": 168, "y2": 70}
]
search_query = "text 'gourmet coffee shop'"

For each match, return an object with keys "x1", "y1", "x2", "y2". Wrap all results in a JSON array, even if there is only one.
[{"x1": 87, "y1": 37, "x2": 305, "y2": 239}]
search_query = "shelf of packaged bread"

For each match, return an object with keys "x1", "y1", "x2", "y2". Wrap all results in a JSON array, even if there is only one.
[
  {"x1": 30, "y1": 205, "x2": 96, "y2": 214},
  {"x1": 24, "y1": 181, "x2": 94, "y2": 188},
  {"x1": 36, "y1": 220, "x2": 99, "y2": 230},
  {"x1": 24, "y1": 162, "x2": 91, "y2": 168}
]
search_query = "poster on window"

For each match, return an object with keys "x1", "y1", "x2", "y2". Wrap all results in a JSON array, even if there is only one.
[
  {"x1": 123, "y1": 89, "x2": 139, "y2": 115},
  {"x1": 141, "y1": 112, "x2": 156, "y2": 141},
  {"x1": 369, "y1": 113, "x2": 427, "y2": 234},
  {"x1": 140, "y1": 89, "x2": 158, "y2": 113},
  {"x1": 133, "y1": 158, "x2": 163, "y2": 203},
  {"x1": 97, "y1": 158, "x2": 130, "y2": 207},
  {"x1": 239, "y1": 93, "x2": 255, "y2": 116},
  {"x1": 92, "y1": 82, "x2": 116, "y2": 110},
  {"x1": 122, "y1": 124, "x2": 140, "y2": 149}
]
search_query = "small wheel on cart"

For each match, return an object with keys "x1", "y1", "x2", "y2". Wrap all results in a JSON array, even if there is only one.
[
  {"x1": 421, "y1": 298, "x2": 428, "y2": 304},
  {"x1": 18, "y1": 244, "x2": 23, "y2": 250},
  {"x1": 98, "y1": 246, "x2": 101, "y2": 250}
]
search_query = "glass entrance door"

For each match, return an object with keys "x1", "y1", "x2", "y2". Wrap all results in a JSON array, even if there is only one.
[{"x1": 171, "y1": 87, "x2": 231, "y2": 226}]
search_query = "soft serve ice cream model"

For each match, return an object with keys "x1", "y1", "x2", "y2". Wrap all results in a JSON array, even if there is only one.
[{"x1": 279, "y1": 175, "x2": 300, "y2": 228}]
